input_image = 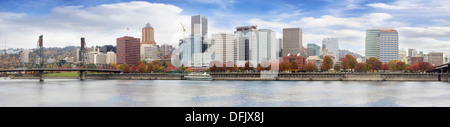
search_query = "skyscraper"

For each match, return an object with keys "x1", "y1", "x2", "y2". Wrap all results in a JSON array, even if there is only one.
[
  {"x1": 141, "y1": 23, "x2": 156, "y2": 46},
  {"x1": 191, "y1": 15, "x2": 208, "y2": 37},
  {"x1": 235, "y1": 25, "x2": 257, "y2": 63},
  {"x1": 379, "y1": 29, "x2": 398, "y2": 63},
  {"x1": 408, "y1": 49, "x2": 417, "y2": 57},
  {"x1": 365, "y1": 28, "x2": 380, "y2": 59},
  {"x1": 282, "y1": 28, "x2": 302, "y2": 57},
  {"x1": 117, "y1": 36, "x2": 140, "y2": 65},
  {"x1": 255, "y1": 29, "x2": 277, "y2": 62},
  {"x1": 211, "y1": 33, "x2": 237, "y2": 64},
  {"x1": 140, "y1": 44, "x2": 157, "y2": 62},
  {"x1": 322, "y1": 38, "x2": 339, "y2": 59},
  {"x1": 365, "y1": 27, "x2": 398, "y2": 63},
  {"x1": 306, "y1": 43, "x2": 320, "y2": 57}
]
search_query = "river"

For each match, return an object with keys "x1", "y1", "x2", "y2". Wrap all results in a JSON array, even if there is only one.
[{"x1": 0, "y1": 79, "x2": 449, "y2": 107}]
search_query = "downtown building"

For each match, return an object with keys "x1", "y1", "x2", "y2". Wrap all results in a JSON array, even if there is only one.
[
  {"x1": 428, "y1": 52, "x2": 444, "y2": 66},
  {"x1": 178, "y1": 15, "x2": 210, "y2": 68},
  {"x1": 235, "y1": 25, "x2": 278, "y2": 67},
  {"x1": 117, "y1": 36, "x2": 140, "y2": 65},
  {"x1": 210, "y1": 33, "x2": 238, "y2": 65},
  {"x1": 365, "y1": 27, "x2": 399, "y2": 63},
  {"x1": 306, "y1": 43, "x2": 320, "y2": 57},
  {"x1": 322, "y1": 38, "x2": 339, "y2": 60},
  {"x1": 282, "y1": 28, "x2": 303, "y2": 57},
  {"x1": 140, "y1": 23, "x2": 158, "y2": 63}
]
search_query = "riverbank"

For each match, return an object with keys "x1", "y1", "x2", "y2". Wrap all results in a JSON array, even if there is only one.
[{"x1": 83, "y1": 73, "x2": 450, "y2": 82}]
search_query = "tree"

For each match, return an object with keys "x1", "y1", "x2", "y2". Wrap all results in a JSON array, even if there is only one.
[
  {"x1": 407, "y1": 63, "x2": 419, "y2": 72},
  {"x1": 418, "y1": 62, "x2": 433, "y2": 72},
  {"x1": 244, "y1": 61, "x2": 254, "y2": 71},
  {"x1": 279, "y1": 62, "x2": 290, "y2": 72},
  {"x1": 366, "y1": 57, "x2": 382, "y2": 71},
  {"x1": 320, "y1": 56, "x2": 333, "y2": 71},
  {"x1": 290, "y1": 61, "x2": 299, "y2": 72},
  {"x1": 354, "y1": 62, "x2": 367, "y2": 72},
  {"x1": 395, "y1": 61, "x2": 406, "y2": 71},
  {"x1": 123, "y1": 65, "x2": 130, "y2": 73},
  {"x1": 340, "y1": 58, "x2": 349, "y2": 71},
  {"x1": 256, "y1": 64, "x2": 262, "y2": 71},
  {"x1": 304, "y1": 62, "x2": 317, "y2": 72},
  {"x1": 334, "y1": 64, "x2": 341, "y2": 72},
  {"x1": 345, "y1": 54, "x2": 357, "y2": 71},
  {"x1": 137, "y1": 62, "x2": 146, "y2": 73},
  {"x1": 387, "y1": 60, "x2": 398, "y2": 71},
  {"x1": 382, "y1": 63, "x2": 389, "y2": 71},
  {"x1": 147, "y1": 63, "x2": 155, "y2": 72}
]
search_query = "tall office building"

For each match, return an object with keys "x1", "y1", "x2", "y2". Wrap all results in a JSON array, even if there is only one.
[
  {"x1": 191, "y1": 15, "x2": 208, "y2": 37},
  {"x1": 235, "y1": 26, "x2": 277, "y2": 66},
  {"x1": 255, "y1": 29, "x2": 277, "y2": 62},
  {"x1": 211, "y1": 33, "x2": 237, "y2": 64},
  {"x1": 117, "y1": 36, "x2": 140, "y2": 65},
  {"x1": 379, "y1": 29, "x2": 399, "y2": 63},
  {"x1": 408, "y1": 49, "x2": 417, "y2": 57},
  {"x1": 322, "y1": 38, "x2": 339, "y2": 59},
  {"x1": 282, "y1": 28, "x2": 302, "y2": 57},
  {"x1": 235, "y1": 25, "x2": 257, "y2": 63},
  {"x1": 365, "y1": 27, "x2": 398, "y2": 63},
  {"x1": 306, "y1": 43, "x2": 320, "y2": 57},
  {"x1": 428, "y1": 52, "x2": 443, "y2": 66},
  {"x1": 365, "y1": 28, "x2": 380, "y2": 59},
  {"x1": 141, "y1": 23, "x2": 156, "y2": 46}
]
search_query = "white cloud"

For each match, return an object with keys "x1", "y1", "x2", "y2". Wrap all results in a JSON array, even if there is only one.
[
  {"x1": 367, "y1": 0, "x2": 423, "y2": 10},
  {"x1": 0, "y1": 1, "x2": 192, "y2": 48}
]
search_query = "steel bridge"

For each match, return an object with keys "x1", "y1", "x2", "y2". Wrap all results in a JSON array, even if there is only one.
[{"x1": 0, "y1": 35, "x2": 121, "y2": 81}]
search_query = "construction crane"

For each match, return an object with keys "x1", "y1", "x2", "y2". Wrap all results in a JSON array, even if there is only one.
[{"x1": 180, "y1": 23, "x2": 186, "y2": 37}]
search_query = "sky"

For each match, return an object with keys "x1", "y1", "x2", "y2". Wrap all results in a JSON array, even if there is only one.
[{"x1": 0, "y1": 0, "x2": 449, "y2": 56}]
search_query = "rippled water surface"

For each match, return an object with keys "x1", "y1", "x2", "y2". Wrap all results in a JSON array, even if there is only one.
[{"x1": 1, "y1": 79, "x2": 450, "y2": 107}]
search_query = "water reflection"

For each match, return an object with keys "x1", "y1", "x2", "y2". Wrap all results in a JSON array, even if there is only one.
[{"x1": 0, "y1": 79, "x2": 449, "y2": 107}]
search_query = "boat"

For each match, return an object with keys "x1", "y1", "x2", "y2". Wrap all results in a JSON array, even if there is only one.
[{"x1": 184, "y1": 72, "x2": 213, "y2": 80}]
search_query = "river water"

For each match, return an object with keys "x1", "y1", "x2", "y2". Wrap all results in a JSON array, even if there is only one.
[{"x1": 0, "y1": 79, "x2": 449, "y2": 107}]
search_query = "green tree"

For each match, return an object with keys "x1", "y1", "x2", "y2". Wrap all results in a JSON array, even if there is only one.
[{"x1": 387, "y1": 60, "x2": 398, "y2": 71}]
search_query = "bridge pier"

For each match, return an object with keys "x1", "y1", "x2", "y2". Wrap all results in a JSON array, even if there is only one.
[
  {"x1": 39, "y1": 70, "x2": 44, "y2": 82},
  {"x1": 79, "y1": 70, "x2": 86, "y2": 81}
]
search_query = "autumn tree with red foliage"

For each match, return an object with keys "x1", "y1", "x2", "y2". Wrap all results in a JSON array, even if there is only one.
[{"x1": 304, "y1": 62, "x2": 317, "y2": 72}]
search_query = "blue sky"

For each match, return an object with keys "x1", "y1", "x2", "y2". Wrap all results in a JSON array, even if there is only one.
[{"x1": 0, "y1": 0, "x2": 449, "y2": 56}]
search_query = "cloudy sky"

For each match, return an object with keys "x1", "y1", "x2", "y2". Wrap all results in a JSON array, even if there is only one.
[{"x1": 0, "y1": 0, "x2": 449, "y2": 56}]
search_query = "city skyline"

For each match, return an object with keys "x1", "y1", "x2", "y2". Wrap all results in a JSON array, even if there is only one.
[{"x1": 0, "y1": 0, "x2": 449, "y2": 57}]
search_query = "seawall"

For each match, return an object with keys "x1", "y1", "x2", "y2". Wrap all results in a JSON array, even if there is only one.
[{"x1": 83, "y1": 73, "x2": 450, "y2": 82}]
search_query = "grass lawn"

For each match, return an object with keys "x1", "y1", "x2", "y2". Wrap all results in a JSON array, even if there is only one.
[{"x1": 44, "y1": 71, "x2": 79, "y2": 77}]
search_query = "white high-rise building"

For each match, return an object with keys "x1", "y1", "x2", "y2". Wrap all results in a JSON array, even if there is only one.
[
  {"x1": 365, "y1": 27, "x2": 398, "y2": 63},
  {"x1": 322, "y1": 38, "x2": 339, "y2": 59},
  {"x1": 235, "y1": 26, "x2": 278, "y2": 66},
  {"x1": 140, "y1": 44, "x2": 158, "y2": 62},
  {"x1": 211, "y1": 33, "x2": 237, "y2": 64}
]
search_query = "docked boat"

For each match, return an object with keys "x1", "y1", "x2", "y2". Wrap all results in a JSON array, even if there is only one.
[{"x1": 184, "y1": 72, "x2": 213, "y2": 80}]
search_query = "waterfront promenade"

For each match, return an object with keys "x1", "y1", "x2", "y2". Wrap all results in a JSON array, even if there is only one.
[{"x1": 78, "y1": 73, "x2": 450, "y2": 82}]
